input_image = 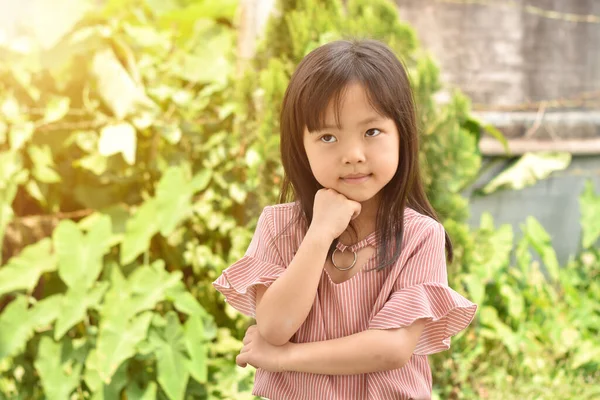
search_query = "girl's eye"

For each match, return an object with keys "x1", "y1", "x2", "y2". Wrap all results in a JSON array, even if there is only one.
[
  {"x1": 366, "y1": 128, "x2": 382, "y2": 137},
  {"x1": 320, "y1": 135, "x2": 337, "y2": 143}
]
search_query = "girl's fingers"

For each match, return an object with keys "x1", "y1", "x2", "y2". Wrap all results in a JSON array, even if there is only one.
[
  {"x1": 243, "y1": 334, "x2": 252, "y2": 344},
  {"x1": 236, "y1": 353, "x2": 247, "y2": 368},
  {"x1": 239, "y1": 345, "x2": 250, "y2": 353}
]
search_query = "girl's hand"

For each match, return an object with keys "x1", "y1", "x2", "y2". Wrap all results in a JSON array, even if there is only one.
[
  {"x1": 310, "y1": 188, "x2": 362, "y2": 241},
  {"x1": 236, "y1": 325, "x2": 291, "y2": 372}
]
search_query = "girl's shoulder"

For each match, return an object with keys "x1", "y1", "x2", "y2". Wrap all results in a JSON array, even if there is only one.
[
  {"x1": 261, "y1": 201, "x2": 306, "y2": 238},
  {"x1": 403, "y1": 207, "x2": 444, "y2": 236}
]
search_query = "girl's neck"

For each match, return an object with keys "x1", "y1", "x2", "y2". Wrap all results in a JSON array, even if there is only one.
[{"x1": 338, "y1": 195, "x2": 379, "y2": 245}]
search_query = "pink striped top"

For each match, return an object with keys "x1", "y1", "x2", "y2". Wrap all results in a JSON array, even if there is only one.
[{"x1": 213, "y1": 202, "x2": 477, "y2": 400}]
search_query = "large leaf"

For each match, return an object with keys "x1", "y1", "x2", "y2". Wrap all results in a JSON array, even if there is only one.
[
  {"x1": 92, "y1": 48, "x2": 156, "y2": 120},
  {"x1": 151, "y1": 312, "x2": 190, "y2": 400},
  {"x1": 53, "y1": 215, "x2": 112, "y2": 289},
  {"x1": 184, "y1": 314, "x2": 208, "y2": 383},
  {"x1": 155, "y1": 167, "x2": 193, "y2": 236},
  {"x1": 0, "y1": 238, "x2": 57, "y2": 297},
  {"x1": 524, "y1": 217, "x2": 560, "y2": 282},
  {"x1": 87, "y1": 356, "x2": 130, "y2": 400},
  {"x1": 125, "y1": 381, "x2": 158, "y2": 400},
  {"x1": 482, "y1": 152, "x2": 571, "y2": 194},
  {"x1": 29, "y1": 294, "x2": 63, "y2": 330},
  {"x1": 54, "y1": 282, "x2": 108, "y2": 340},
  {"x1": 26, "y1": 0, "x2": 91, "y2": 50},
  {"x1": 34, "y1": 337, "x2": 82, "y2": 400},
  {"x1": 98, "y1": 123, "x2": 137, "y2": 165},
  {"x1": 120, "y1": 199, "x2": 160, "y2": 265},
  {"x1": 127, "y1": 261, "x2": 182, "y2": 314},
  {"x1": 579, "y1": 180, "x2": 600, "y2": 248},
  {"x1": 0, "y1": 296, "x2": 33, "y2": 359},
  {"x1": 170, "y1": 20, "x2": 233, "y2": 85},
  {"x1": 95, "y1": 312, "x2": 153, "y2": 381}
]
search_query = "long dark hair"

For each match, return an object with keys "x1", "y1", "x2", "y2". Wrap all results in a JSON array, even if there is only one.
[{"x1": 277, "y1": 39, "x2": 453, "y2": 270}]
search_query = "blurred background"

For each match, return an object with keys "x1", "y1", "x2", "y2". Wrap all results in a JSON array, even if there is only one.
[{"x1": 0, "y1": 0, "x2": 598, "y2": 399}]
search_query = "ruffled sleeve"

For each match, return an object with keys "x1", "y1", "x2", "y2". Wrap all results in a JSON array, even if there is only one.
[
  {"x1": 212, "y1": 206, "x2": 286, "y2": 318},
  {"x1": 368, "y1": 221, "x2": 477, "y2": 356}
]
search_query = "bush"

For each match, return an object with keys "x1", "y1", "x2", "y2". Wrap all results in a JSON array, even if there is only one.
[{"x1": 0, "y1": 0, "x2": 598, "y2": 399}]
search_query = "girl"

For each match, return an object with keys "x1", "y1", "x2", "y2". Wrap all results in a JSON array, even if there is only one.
[{"x1": 213, "y1": 39, "x2": 477, "y2": 400}]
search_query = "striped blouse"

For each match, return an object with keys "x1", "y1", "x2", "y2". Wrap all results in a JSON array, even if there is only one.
[{"x1": 213, "y1": 202, "x2": 477, "y2": 400}]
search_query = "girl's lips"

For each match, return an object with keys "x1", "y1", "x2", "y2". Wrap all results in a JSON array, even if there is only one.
[{"x1": 341, "y1": 174, "x2": 372, "y2": 184}]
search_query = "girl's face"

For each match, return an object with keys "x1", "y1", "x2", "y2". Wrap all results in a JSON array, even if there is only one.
[{"x1": 303, "y1": 82, "x2": 400, "y2": 205}]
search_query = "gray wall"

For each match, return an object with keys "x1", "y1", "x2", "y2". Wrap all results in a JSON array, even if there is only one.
[
  {"x1": 466, "y1": 157, "x2": 600, "y2": 265},
  {"x1": 395, "y1": 0, "x2": 600, "y2": 109}
]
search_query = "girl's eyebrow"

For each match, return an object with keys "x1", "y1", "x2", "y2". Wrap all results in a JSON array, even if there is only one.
[{"x1": 311, "y1": 115, "x2": 384, "y2": 134}]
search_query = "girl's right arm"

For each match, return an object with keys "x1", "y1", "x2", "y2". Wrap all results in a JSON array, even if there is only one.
[
  {"x1": 255, "y1": 226, "x2": 332, "y2": 346},
  {"x1": 255, "y1": 188, "x2": 362, "y2": 346}
]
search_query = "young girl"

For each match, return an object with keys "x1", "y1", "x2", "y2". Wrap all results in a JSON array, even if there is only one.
[{"x1": 213, "y1": 39, "x2": 477, "y2": 400}]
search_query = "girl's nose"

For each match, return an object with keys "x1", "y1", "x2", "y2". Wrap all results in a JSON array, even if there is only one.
[{"x1": 342, "y1": 145, "x2": 366, "y2": 164}]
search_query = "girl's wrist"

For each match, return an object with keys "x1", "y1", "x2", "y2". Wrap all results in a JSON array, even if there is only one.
[
  {"x1": 280, "y1": 341, "x2": 297, "y2": 372},
  {"x1": 306, "y1": 226, "x2": 335, "y2": 246}
]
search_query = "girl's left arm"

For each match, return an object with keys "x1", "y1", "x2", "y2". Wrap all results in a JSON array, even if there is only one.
[{"x1": 237, "y1": 319, "x2": 427, "y2": 374}]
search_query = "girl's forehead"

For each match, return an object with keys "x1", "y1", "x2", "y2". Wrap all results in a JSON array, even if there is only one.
[{"x1": 321, "y1": 83, "x2": 386, "y2": 126}]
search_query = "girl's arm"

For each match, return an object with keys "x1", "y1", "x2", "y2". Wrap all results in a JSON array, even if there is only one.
[
  {"x1": 237, "y1": 319, "x2": 427, "y2": 374},
  {"x1": 281, "y1": 319, "x2": 427, "y2": 374},
  {"x1": 255, "y1": 227, "x2": 333, "y2": 346}
]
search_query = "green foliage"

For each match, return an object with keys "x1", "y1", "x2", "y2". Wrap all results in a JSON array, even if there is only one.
[
  {"x1": 481, "y1": 152, "x2": 572, "y2": 195},
  {"x1": 0, "y1": 0, "x2": 598, "y2": 399}
]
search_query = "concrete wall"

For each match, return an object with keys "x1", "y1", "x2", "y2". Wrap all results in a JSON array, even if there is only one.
[
  {"x1": 395, "y1": 0, "x2": 600, "y2": 109},
  {"x1": 466, "y1": 156, "x2": 600, "y2": 265}
]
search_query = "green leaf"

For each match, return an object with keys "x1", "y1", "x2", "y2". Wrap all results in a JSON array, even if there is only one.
[
  {"x1": 570, "y1": 339, "x2": 600, "y2": 369},
  {"x1": 125, "y1": 381, "x2": 158, "y2": 400},
  {"x1": 190, "y1": 169, "x2": 211, "y2": 192},
  {"x1": 26, "y1": 0, "x2": 91, "y2": 50},
  {"x1": 167, "y1": 286, "x2": 208, "y2": 317},
  {"x1": 29, "y1": 294, "x2": 63, "y2": 329},
  {"x1": 54, "y1": 282, "x2": 108, "y2": 340},
  {"x1": 98, "y1": 122, "x2": 137, "y2": 165},
  {"x1": 95, "y1": 312, "x2": 152, "y2": 381},
  {"x1": 482, "y1": 152, "x2": 571, "y2": 194},
  {"x1": 170, "y1": 20, "x2": 233, "y2": 85},
  {"x1": 127, "y1": 261, "x2": 182, "y2": 314},
  {"x1": 44, "y1": 96, "x2": 70, "y2": 123},
  {"x1": 92, "y1": 47, "x2": 156, "y2": 119},
  {"x1": 228, "y1": 183, "x2": 247, "y2": 204},
  {"x1": 155, "y1": 167, "x2": 193, "y2": 236},
  {"x1": 153, "y1": 312, "x2": 190, "y2": 400},
  {"x1": 462, "y1": 273, "x2": 485, "y2": 306},
  {"x1": 580, "y1": 180, "x2": 600, "y2": 248},
  {"x1": 88, "y1": 359, "x2": 129, "y2": 400},
  {"x1": 481, "y1": 123, "x2": 509, "y2": 154},
  {"x1": 28, "y1": 145, "x2": 62, "y2": 183},
  {"x1": 121, "y1": 199, "x2": 160, "y2": 265},
  {"x1": 9, "y1": 122, "x2": 34, "y2": 150},
  {"x1": 78, "y1": 153, "x2": 108, "y2": 175},
  {"x1": 25, "y1": 179, "x2": 48, "y2": 207},
  {"x1": 1, "y1": 96, "x2": 20, "y2": 123},
  {"x1": 53, "y1": 216, "x2": 112, "y2": 289},
  {"x1": 159, "y1": 124, "x2": 182, "y2": 145},
  {"x1": 0, "y1": 238, "x2": 57, "y2": 297},
  {"x1": 499, "y1": 284, "x2": 524, "y2": 320},
  {"x1": 524, "y1": 217, "x2": 560, "y2": 282},
  {"x1": 185, "y1": 314, "x2": 208, "y2": 383},
  {"x1": 0, "y1": 296, "x2": 33, "y2": 359},
  {"x1": 34, "y1": 337, "x2": 82, "y2": 400}
]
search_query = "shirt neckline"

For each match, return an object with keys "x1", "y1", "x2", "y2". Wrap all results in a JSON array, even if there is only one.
[{"x1": 335, "y1": 231, "x2": 378, "y2": 253}]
